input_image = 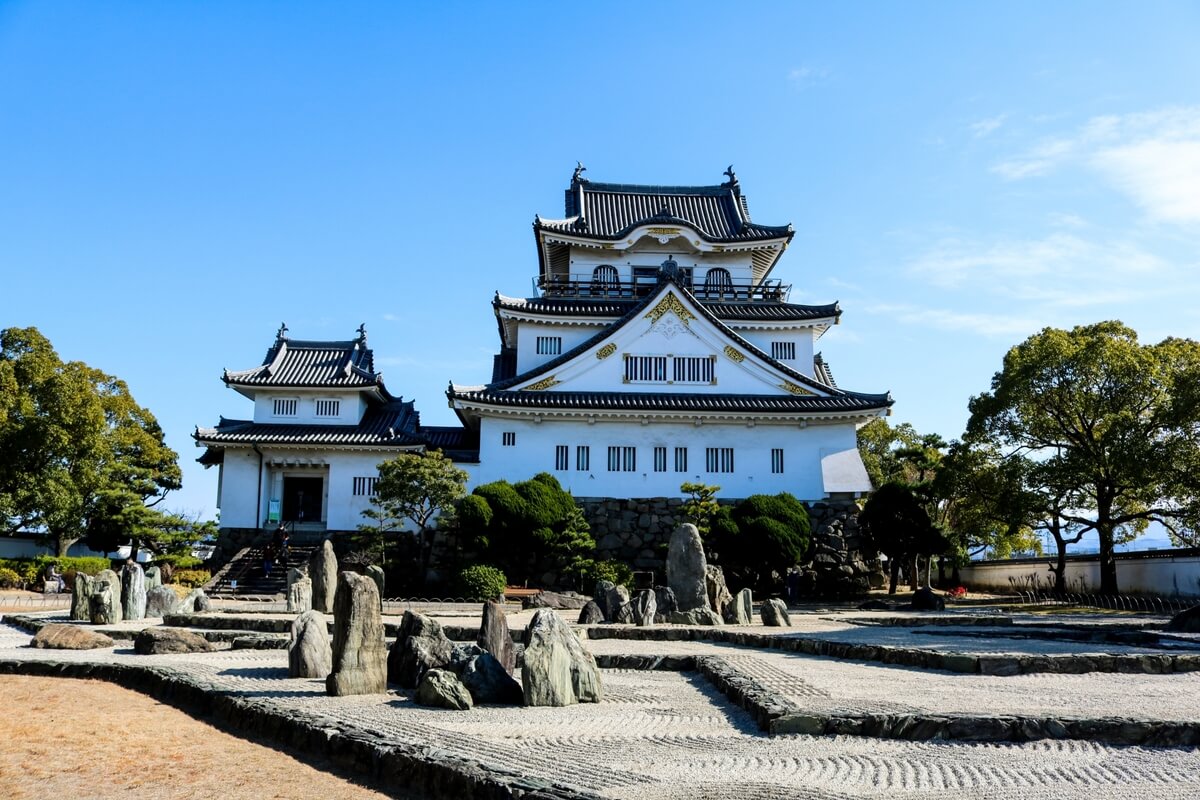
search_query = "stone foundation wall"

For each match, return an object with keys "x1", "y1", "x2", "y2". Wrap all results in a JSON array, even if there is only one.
[
  {"x1": 578, "y1": 497, "x2": 684, "y2": 574},
  {"x1": 798, "y1": 500, "x2": 885, "y2": 597}
]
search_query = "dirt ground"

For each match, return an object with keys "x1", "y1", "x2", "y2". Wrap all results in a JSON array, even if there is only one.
[{"x1": 0, "y1": 675, "x2": 408, "y2": 800}]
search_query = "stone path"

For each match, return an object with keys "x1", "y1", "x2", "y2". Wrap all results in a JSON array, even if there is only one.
[{"x1": 3, "y1": 620, "x2": 1200, "y2": 799}]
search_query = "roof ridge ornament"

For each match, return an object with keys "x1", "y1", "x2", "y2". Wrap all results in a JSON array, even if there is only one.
[
  {"x1": 275, "y1": 322, "x2": 289, "y2": 342},
  {"x1": 723, "y1": 165, "x2": 738, "y2": 187},
  {"x1": 356, "y1": 323, "x2": 367, "y2": 344},
  {"x1": 572, "y1": 161, "x2": 588, "y2": 184}
]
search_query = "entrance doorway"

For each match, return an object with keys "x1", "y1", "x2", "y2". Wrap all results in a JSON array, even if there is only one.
[{"x1": 282, "y1": 476, "x2": 323, "y2": 523}]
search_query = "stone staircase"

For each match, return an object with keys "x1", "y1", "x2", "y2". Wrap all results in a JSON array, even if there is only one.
[{"x1": 206, "y1": 544, "x2": 317, "y2": 597}]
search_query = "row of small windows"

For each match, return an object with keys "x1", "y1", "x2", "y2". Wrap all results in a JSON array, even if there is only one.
[
  {"x1": 624, "y1": 354, "x2": 716, "y2": 384},
  {"x1": 272, "y1": 397, "x2": 340, "y2": 417},
  {"x1": 588, "y1": 265, "x2": 734, "y2": 292},
  {"x1": 544, "y1": 444, "x2": 785, "y2": 475}
]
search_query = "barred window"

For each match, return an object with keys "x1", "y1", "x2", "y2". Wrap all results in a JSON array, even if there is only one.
[
  {"x1": 576, "y1": 445, "x2": 590, "y2": 471},
  {"x1": 272, "y1": 398, "x2": 298, "y2": 417},
  {"x1": 607, "y1": 446, "x2": 637, "y2": 472},
  {"x1": 502, "y1": 431, "x2": 516, "y2": 446},
  {"x1": 625, "y1": 355, "x2": 668, "y2": 382},
  {"x1": 536, "y1": 336, "x2": 562, "y2": 355},
  {"x1": 674, "y1": 447, "x2": 688, "y2": 472},
  {"x1": 352, "y1": 476, "x2": 378, "y2": 496},
  {"x1": 554, "y1": 445, "x2": 569, "y2": 471},
  {"x1": 315, "y1": 398, "x2": 340, "y2": 417},
  {"x1": 672, "y1": 356, "x2": 715, "y2": 384},
  {"x1": 705, "y1": 447, "x2": 735, "y2": 473},
  {"x1": 653, "y1": 446, "x2": 667, "y2": 472},
  {"x1": 771, "y1": 448, "x2": 784, "y2": 474},
  {"x1": 771, "y1": 341, "x2": 796, "y2": 360}
]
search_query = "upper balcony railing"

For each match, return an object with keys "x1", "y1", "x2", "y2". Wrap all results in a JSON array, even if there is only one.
[{"x1": 538, "y1": 274, "x2": 791, "y2": 303}]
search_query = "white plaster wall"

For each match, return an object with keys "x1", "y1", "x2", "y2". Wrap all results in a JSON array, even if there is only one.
[
  {"x1": 737, "y1": 328, "x2": 816, "y2": 377},
  {"x1": 959, "y1": 555, "x2": 1200, "y2": 598},
  {"x1": 250, "y1": 390, "x2": 367, "y2": 425},
  {"x1": 514, "y1": 321, "x2": 605, "y2": 374},
  {"x1": 217, "y1": 449, "x2": 264, "y2": 528},
  {"x1": 471, "y1": 417, "x2": 862, "y2": 501}
]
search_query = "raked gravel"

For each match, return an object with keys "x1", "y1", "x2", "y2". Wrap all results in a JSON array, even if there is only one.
[{"x1": 2, "y1": 621, "x2": 1199, "y2": 799}]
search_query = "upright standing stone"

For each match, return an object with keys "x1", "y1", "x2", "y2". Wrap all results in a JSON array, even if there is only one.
[
  {"x1": 366, "y1": 565, "x2": 385, "y2": 605},
  {"x1": 761, "y1": 598, "x2": 792, "y2": 627},
  {"x1": 288, "y1": 575, "x2": 313, "y2": 613},
  {"x1": 145, "y1": 585, "x2": 179, "y2": 618},
  {"x1": 289, "y1": 610, "x2": 333, "y2": 679},
  {"x1": 653, "y1": 586, "x2": 677, "y2": 623},
  {"x1": 477, "y1": 599, "x2": 516, "y2": 672},
  {"x1": 326, "y1": 571, "x2": 387, "y2": 696},
  {"x1": 70, "y1": 573, "x2": 95, "y2": 621},
  {"x1": 632, "y1": 589, "x2": 657, "y2": 626},
  {"x1": 521, "y1": 609, "x2": 601, "y2": 707},
  {"x1": 667, "y1": 523, "x2": 709, "y2": 612},
  {"x1": 705, "y1": 565, "x2": 733, "y2": 617},
  {"x1": 592, "y1": 580, "x2": 617, "y2": 621},
  {"x1": 144, "y1": 566, "x2": 162, "y2": 592},
  {"x1": 121, "y1": 563, "x2": 147, "y2": 621},
  {"x1": 309, "y1": 540, "x2": 338, "y2": 614},
  {"x1": 181, "y1": 588, "x2": 211, "y2": 613},
  {"x1": 726, "y1": 587, "x2": 753, "y2": 625},
  {"x1": 89, "y1": 569, "x2": 123, "y2": 625}
]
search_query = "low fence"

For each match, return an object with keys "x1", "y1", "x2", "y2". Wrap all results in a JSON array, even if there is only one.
[{"x1": 960, "y1": 548, "x2": 1200, "y2": 599}]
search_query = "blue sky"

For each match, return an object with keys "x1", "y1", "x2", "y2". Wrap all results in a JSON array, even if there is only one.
[{"x1": 3, "y1": 2, "x2": 1199, "y2": 549}]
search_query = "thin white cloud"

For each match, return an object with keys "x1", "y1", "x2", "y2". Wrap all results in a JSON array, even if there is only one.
[
  {"x1": 788, "y1": 66, "x2": 830, "y2": 88},
  {"x1": 969, "y1": 114, "x2": 1007, "y2": 138},
  {"x1": 865, "y1": 303, "x2": 1042, "y2": 338},
  {"x1": 991, "y1": 107, "x2": 1200, "y2": 224}
]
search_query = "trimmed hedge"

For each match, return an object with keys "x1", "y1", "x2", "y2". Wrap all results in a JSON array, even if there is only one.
[
  {"x1": 172, "y1": 569, "x2": 211, "y2": 588},
  {"x1": 0, "y1": 556, "x2": 112, "y2": 588},
  {"x1": 456, "y1": 564, "x2": 507, "y2": 600}
]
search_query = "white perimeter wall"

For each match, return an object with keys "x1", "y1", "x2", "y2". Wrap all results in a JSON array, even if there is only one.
[
  {"x1": 959, "y1": 554, "x2": 1200, "y2": 598},
  {"x1": 471, "y1": 417, "x2": 861, "y2": 500}
]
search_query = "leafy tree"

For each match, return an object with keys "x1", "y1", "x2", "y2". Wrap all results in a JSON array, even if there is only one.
[
  {"x1": 857, "y1": 419, "x2": 924, "y2": 488},
  {"x1": 966, "y1": 322, "x2": 1200, "y2": 594},
  {"x1": 364, "y1": 450, "x2": 468, "y2": 582},
  {"x1": 711, "y1": 493, "x2": 811, "y2": 593},
  {"x1": 859, "y1": 482, "x2": 948, "y2": 594},
  {"x1": 0, "y1": 327, "x2": 182, "y2": 556},
  {"x1": 458, "y1": 473, "x2": 595, "y2": 585},
  {"x1": 680, "y1": 481, "x2": 721, "y2": 535}
]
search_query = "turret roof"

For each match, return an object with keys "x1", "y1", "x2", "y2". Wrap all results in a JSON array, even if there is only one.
[{"x1": 222, "y1": 324, "x2": 386, "y2": 391}]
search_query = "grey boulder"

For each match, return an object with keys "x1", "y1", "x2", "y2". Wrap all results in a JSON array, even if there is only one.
[
  {"x1": 523, "y1": 590, "x2": 589, "y2": 610},
  {"x1": 32, "y1": 623, "x2": 114, "y2": 650},
  {"x1": 308, "y1": 540, "x2": 338, "y2": 614},
  {"x1": 761, "y1": 598, "x2": 792, "y2": 627},
  {"x1": 121, "y1": 563, "x2": 147, "y2": 621},
  {"x1": 911, "y1": 587, "x2": 946, "y2": 611},
  {"x1": 725, "y1": 588, "x2": 753, "y2": 625},
  {"x1": 667, "y1": 523, "x2": 709, "y2": 612},
  {"x1": 668, "y1": 608, "x2": 723, "y2": 626},
  {"x1": 521, "y1": 608, "x2": 601, "y2": 706},
  {"x1": 180, "y1": 588, "x2": 211, "y2": 613},
  {"x1": 289, "y1": 610, "x2": 332, "y2": 679},
  {"x1": 388, "y1": 610, "x2": 453, "y2": 689},
  {"x1": 577, "y1": 601, "x2": 604, "y2": 625},
  {"x1": 365, "y1": 565, "x2": 385, "y2": 604},
  {"x1": 134, "y1": 627, "x2": 214, "y2": 655},
  {"x1": 477, "y1": 599, "x2": 516, "y2": 672},
  {"x1": 705, "y1": 565, "x2": 733, "y2": 619},
  {"x1": 70, "y1": 573, "x2": 95, "y2": 621},
  {"x1": 1167, "y1": 605, "x2": 1200, "y2": 633},
  {"x1": 460, "y1": 652, "x2": 523, "y2": 705},
  {"x1": 415, "y1": 668, "x2": 473, "y2": 710},
  {"x1": 144, "y1": 565, "x2": 162, "y2": 592},
  {"x1": 145, "y1": 585, "x2": 179, "y2": 618},
  {"x1": 89, "y1": 570, "x2": 123, "y2": 625},
  {"x1": 287, "y1": 575, "x2": 313, "y2": 614},
  {"x1": 632, "y1": 589, "x2": 657, "y2": 627},
  {"x1": 326, "y1": 571, "x2": 387, "y2": 696}
]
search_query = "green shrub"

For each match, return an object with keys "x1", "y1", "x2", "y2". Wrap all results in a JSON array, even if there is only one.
[
  {"x1": 456, "y1": 564, "x2": 507, "y2": 600},
  {"x1": 0, "y1": 567, "x2": 22, "y2": 589},
  {"x1": 0, "y1": 556, "x2": 111, "y2": 588},
  {"x1": 172, "y1": 569, "x2": 211, "y2": 588},
  {"x1": 714, "y1": 493, "x2": 811, "y2": 593},
  {"x1": 156, "y1": 554, "x2": 202, "y2": 570},
  {"x1": 572, "y1": 558, "x2": 633, "y2": 590}
]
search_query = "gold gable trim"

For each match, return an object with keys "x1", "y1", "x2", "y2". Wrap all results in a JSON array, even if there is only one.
[
  {"x1": 596, "y1": 343, "x2": 617, "y2": 360},
  {"x1": 522, "y1": 375, "x2": 561, "y2": 391},
  {"x1": 723, "y1": 346, "x2": 745, "y2": 363},
  {"x1": 645, "y1": 292, "x2": 697, "y2": 326},
  {"x1": 780, "y1": 380, "x2": 815, "y2": 396}
]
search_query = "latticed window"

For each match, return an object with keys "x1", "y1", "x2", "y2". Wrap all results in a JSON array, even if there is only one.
[
  {"x1": 352, "y1": 477, "x2": 378, "y2": 496},
  {"x1": 705, "y1": 447, "x2": 735, "y2": 473},
  {"x1": 625, "y1": 355, "x2": 668, "y2": 382},
  {"x1": 607, "y1": 446, "x2": 636, "y2": 472},
  {"x1": 672, "y1": 356, "x2": 715, "y2": 384},
  {"x1": 591, "y1": 264, "x2": 619, "y2": 294},
  {"x1": 554, "y1": 445, "x2": 569, "y2": 471},
  {"x1": 771, "y1": 448, "x2": 785, "y2": 474},
  {"x1": 674, "y1": 447, "x2": 688, "y2": 472},
  {"x1": 315, "y1": 398, "x2": 340, "y2": 417},
  {"x1": 702, "y1": 267, "x2": 733, "y2": 295},
  {"x1": 771, "y1": 341, "x2": 796, "y2": 361},
  {"x1": 653, "y1": 446, "x2": 667, "y2": 472},
  {"x1": 273, "y1": 398, "x2": 298, "y2": 417},
  {"x1": 536, "y1": 336, "x2": 562, "y2": 355},
  {"x1": 502, "y1": 431, "x2": 516, "y2": 446},
  {"x1": 576, "y1": 445, "x2": 590, "y2": 471}
]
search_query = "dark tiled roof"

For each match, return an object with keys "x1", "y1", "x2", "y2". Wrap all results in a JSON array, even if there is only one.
[
  {"x1": 195, "y1": 402, "x2": 423, "y2": 447},
  {"x1": 494, "y1": 295, "x2": 841, "y2": 322},
  {"x1": 224, "y1": 332, "x2": 381, "y2": 389},
  {"x1": 536, "y1": 178, "x2": 793, "y2": 244},
  {"x1": 491, "y1": 348, "x2": 517, "y2": 383},
  {"x1": 814, "y1": 353, "x2": 838, "y2": 389},
  {"x1": 448, "y1": 389, "x2": 891, "y2": 414}
]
